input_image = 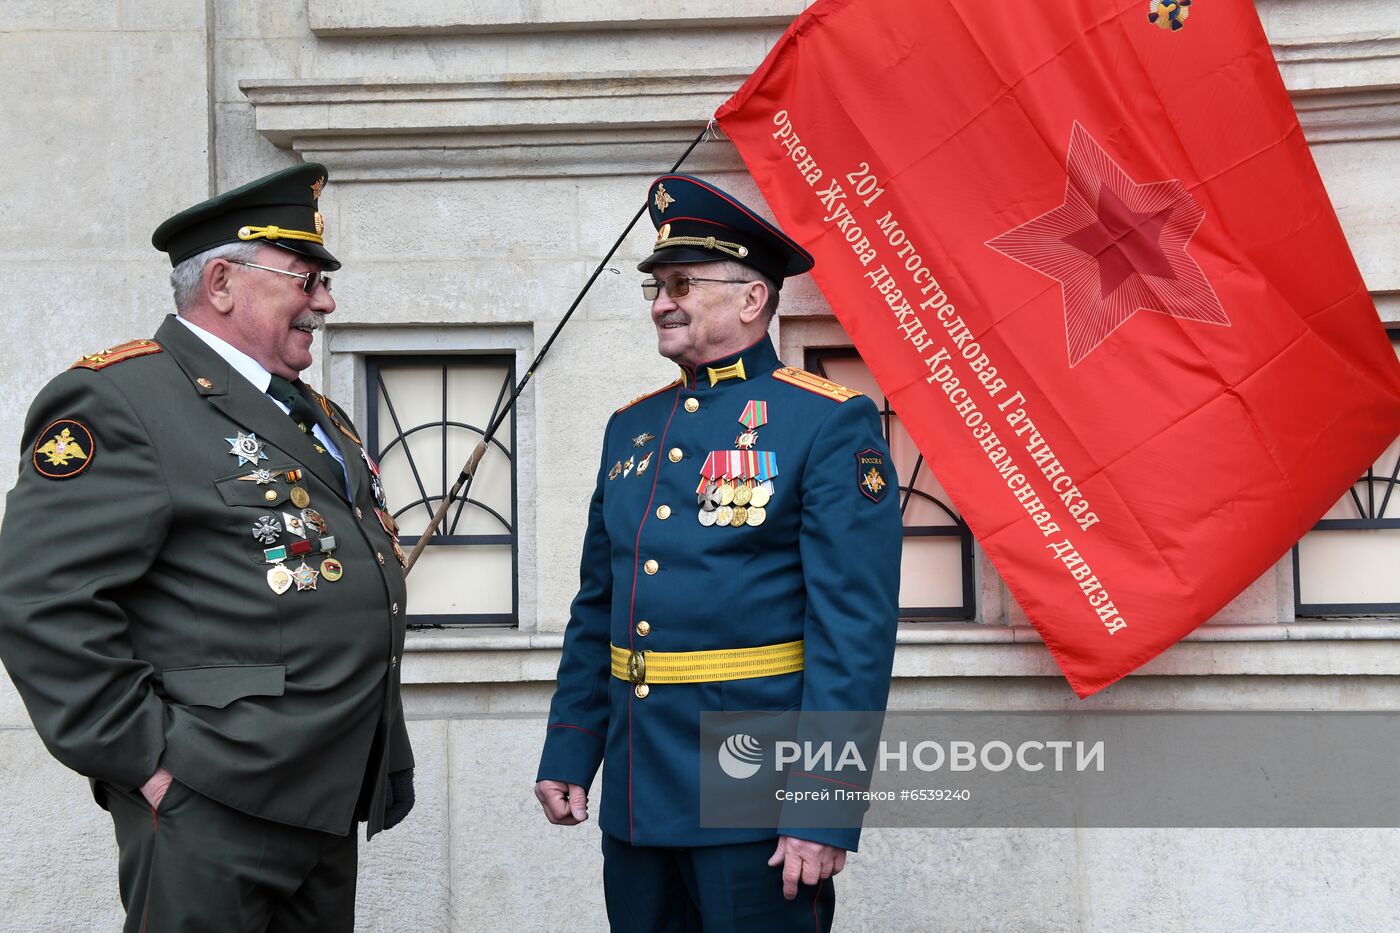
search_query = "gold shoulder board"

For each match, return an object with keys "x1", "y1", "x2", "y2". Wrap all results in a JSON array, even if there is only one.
[
  {"x1": 616, "y1": 378, "x2": 683, "y2": 413},
  {"x1": 70, "y1": 339, "x2": 164, "y2": 371},
  {"x1": 771, "y1": 367, "x2": 862, "y2": 402}
]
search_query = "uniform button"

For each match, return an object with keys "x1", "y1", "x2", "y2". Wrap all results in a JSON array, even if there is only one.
[
  {"x1": 656, "y1": 505, "x2": 671, "y2": 520},
  {"x1": 355, "y1": 506, "x2": 364, "y2": 519},
  {"x1": 634, "y1": 684, "x2": 650, "y2": 699},
  {"x1": 636, "y1": 620, "x2": 651, "y2": 637},
  {"x1": 264, "y1": 490, "x2": 278, "y2": 501},
  {"x1": 668, "y1": 447, "x2": 683, "y2": 463},
  {"x1": 644, "y1": 559, "x2": 659, "y2": 575},
  {"x1": 377, "y1": 552, "x2": 386, "y2": 565},
  {"x1": 392, "y1": 603, "x2": 400, "y2": 615},
  {"x1": 684, "y1": 398, "x2": 699, "y2": 412}
]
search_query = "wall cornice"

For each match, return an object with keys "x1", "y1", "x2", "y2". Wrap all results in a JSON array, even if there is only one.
[
  {"x1": 242, "y1": 31, "x2": 1400, "y2": 182},
  {"x1": 239, "y1": 70, "x2": 749, "y2": 180},
  {"x1": 307, "y1": 0, "x2": 806, "y2": 36}
]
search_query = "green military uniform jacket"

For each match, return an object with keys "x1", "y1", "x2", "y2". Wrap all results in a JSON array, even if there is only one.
[{"x1": 0, "y1": 315, "x2": 411, "y2": 837}]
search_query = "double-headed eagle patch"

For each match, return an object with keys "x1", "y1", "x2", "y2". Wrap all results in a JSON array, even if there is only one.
[{"x1": 33, "y1": 420, "x2": 94, "y2": 480}]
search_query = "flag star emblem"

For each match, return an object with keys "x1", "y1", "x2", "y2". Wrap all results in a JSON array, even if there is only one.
[{"x1": 986, "y1": 121, "x2": 1229, "y2": 367}]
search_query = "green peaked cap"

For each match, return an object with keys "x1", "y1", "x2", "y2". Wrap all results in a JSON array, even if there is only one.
[{"x1": 151, "y1": 163, "x2": 341, "y2": 270}]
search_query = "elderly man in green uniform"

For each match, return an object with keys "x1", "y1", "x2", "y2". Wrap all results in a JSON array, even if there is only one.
[
  {"x1": 0, "y1": 164, "x2": 413, "y2": 932},
  {"x1": 535, "y1": 174, "x2": 902, "y2": 931}
]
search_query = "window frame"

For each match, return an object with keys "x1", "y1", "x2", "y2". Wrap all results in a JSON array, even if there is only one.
[
  {"x1": 1292, "y1": 324, "x2": 1400, "y2": 616},
  {"x1": 805, "y1": 346, "x2": 976, "y2": 620},
  {"x1": 366, "y1": 353, "x2": 520, "y2": 626}
]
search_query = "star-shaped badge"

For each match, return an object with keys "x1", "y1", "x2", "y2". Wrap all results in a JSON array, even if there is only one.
[
  {"x1": 986, "y1": 121, "x2": 1229, "y2": 367},
  {"x1": 238, "y1": 468, "x2": 284, "y2": 485},
  {"x1": 226, "y1": 431, "x2": 269, "y2": 466},
  {"x1": 291, "y1": 560, "x2": 320, "y2": 591},
  {"x1": 632, "y1": 432, "x2": 655, "y2": 448}
]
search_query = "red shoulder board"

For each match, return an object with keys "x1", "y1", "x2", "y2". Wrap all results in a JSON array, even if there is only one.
[
  {"x1": 616, "y1": 378, "x2": 683, "y2": 413},
  {"x1": 771, "y1": 367, "x2": 862, "y2": 402},
  {"x1": 70, "y1": 339, "x2": 163, "y2": 371}
]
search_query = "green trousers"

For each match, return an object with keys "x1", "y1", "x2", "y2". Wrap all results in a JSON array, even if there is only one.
[{"x1": 101, "y1": 778, "x2": 359, "y2": 933}]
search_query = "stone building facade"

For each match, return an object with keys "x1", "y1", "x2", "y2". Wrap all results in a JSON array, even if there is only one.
[{"x1": 2, "y1": 2, "x2": 1398, "y2": 930}]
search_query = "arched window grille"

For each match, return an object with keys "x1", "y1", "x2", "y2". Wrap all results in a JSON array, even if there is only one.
[
  {"x1": 1293, "y1": 326, "x2": 1400, "y2": 615},
  {"x1": 367, "y1": 355, "x2": 518, "y2": 625},
  {"x1": 806, "y1": 347, "x2": 975, "y2": 619}
]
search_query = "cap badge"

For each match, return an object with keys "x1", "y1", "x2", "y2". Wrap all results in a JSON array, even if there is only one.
[
  {"x1": 310, "y1": 176, "x2": 326, "y2": 199},
  {"x1": 654, "y1": 183, "x2": 675, "y2": 214}
]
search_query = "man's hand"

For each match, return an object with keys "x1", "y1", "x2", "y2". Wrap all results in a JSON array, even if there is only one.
[
  {"x1": 767, "y1": 835, "x2": 847, "y2": 900},
  {"x1": 534, "y1": 779, "x2": 588, "y2": 825},
  {"x1": 383, "y1": 768, "x2": 415, "y2": 830},
  {"x1": 139, "y1": 766, "x2": 174, "y2": 811}
]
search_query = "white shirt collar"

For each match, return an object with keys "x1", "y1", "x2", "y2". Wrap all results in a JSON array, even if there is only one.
[{"x1": 175, "y1": 315, "x2": 273, "y2": 393}]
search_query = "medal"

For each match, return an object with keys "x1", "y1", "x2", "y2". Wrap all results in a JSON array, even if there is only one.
[
  {"x1": 750, "y1": 481, "x2": 772, "y2": 508},
  {"x1": 699, "y1": 482, "x2": 721, "y2": 511},
  {"x1": 266, "y1": 563, "x2": 293, "y2": 594},
  {"x1": 735, "y1": 430, "x2": 759, "y2": 450},
  {"x1": 698, "y1": 508, "x2": 718, "y2": 527},
  {"x1": 252, "y1": 515, "x2": 282, "y2": 544},
  {"x1": 289, "y1": 486, "x2": 311, "y2": 509},
  {"x1": 226, "y1": 432, "x2": 269, "y2": 467},
  {"x1": 718, "y1": 482, "x2": 735, "y2": 507},
  {"x1": 301, "y1": 508, "x2": 328, "y2": 536},
  {"x1": 623, "y1": 456, "x2": 635, "y2": 477},
  {"x1": 238, "y1": 468, "x2": 284, "y2": 485},
  {"x1": 281, "y1": 512, "x2": 306, "y2": 537},
  {"x1": 731, "y1": 506, "x2": 749, "y2": 528},
  {"x1": 746, "y1": 505, "x2": 767, "y2": 527},
  {"x1": 320, "y1": 557, "x2": 344, "y2": 582},
  {"x1": 291, "y1": 561, "x2": 320, "y2": 591},
  {"x1": 609, "y1": 460, "x2": 622, "y2": 480},
  {"x1": 632, "y1": 432, "x2": 655, "y2": 448},
  {"x1": 732, "y1": 483, "x2": 752, "y2": 507},
  {"x1": 714, "y1": 505, "x2": 734, "y2": 527},
  {"x1": 636, "y1": 451, "x2": 654, "y2": 477}
]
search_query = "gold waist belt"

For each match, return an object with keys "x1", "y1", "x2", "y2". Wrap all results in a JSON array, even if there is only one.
[{"x1": 610, "y1": 639, "x2": 805, "y2": 685}]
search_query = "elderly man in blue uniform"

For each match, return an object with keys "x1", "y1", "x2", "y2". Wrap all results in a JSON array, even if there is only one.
[
  {"x1": 535, "y1": 174, "x2": 902, "y2": 931},
  {"x1": 0, "y1": 164, "x2": 413, "y2": 931}
]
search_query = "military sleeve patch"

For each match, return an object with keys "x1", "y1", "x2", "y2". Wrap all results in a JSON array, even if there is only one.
[
  {"x1": 32, "y1": 419, "x2": 95, "y2": 480},
  {"x1": 70, "y1": 338, "x2": 163, "y2": 370},
  {"x1": 856, "y1": 448, "x2": 889, "y2": 502}
]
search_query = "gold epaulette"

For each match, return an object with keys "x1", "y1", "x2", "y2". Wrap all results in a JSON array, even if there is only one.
[
  {"x1": 772, "y1": 367, "x2": 862, "y2": 402},
  {"x1": 70, "y1": 339, "x2": 163, "y2": 371},
  {"x1": 616, "y1": 378, "x2": 683, "y2": 413}
]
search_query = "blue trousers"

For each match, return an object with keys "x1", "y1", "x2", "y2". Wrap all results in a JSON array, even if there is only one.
[{"x1": 601, "y1": 833, "x2": 836, "y2": 933}]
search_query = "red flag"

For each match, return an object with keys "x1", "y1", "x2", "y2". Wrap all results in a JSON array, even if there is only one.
[{"x1": 716, "y1": 0, "x2": 1400, "y2": 696}]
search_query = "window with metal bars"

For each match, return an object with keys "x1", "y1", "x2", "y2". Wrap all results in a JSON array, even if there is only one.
[
  {"x1": 1292, "y1": 326, "x2": 1400, "y2": 615},
  {"x1": 805, "y1": 347, "x2": 975, "y2": 619},
  {"x1": 366, "y1": 355, "x2": 519, "y2": 625}
]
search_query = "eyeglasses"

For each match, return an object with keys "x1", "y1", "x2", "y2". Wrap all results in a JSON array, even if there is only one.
[
  {"x1": 641, "y1": 275, "x2": 753, "y2": 301},
  {"x1": 228, "y1": 259, "x2": 333, "y2": 295}
]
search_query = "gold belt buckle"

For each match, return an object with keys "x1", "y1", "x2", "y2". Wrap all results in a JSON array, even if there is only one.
[{"x1": 626, "y1": 649, "x2": 647, "y2": 685}]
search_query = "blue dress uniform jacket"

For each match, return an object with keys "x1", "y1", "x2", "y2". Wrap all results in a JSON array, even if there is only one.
[
  {"x1": 538, "y1": 335, "x2": 901, "y2": 851},
  {"x1": 0, "y1": 315, "x2": 411, "y2": 838}
]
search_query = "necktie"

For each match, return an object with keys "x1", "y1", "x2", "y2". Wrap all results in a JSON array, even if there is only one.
[{"x1": 266, "y1": 375, "x2": 347, "y2": 492}]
